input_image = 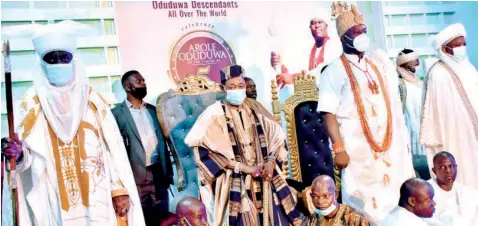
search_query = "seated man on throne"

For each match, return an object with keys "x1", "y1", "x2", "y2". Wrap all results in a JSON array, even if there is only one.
[{"x1": 185, "y1": 65, "x2": 305, "y2": 226}]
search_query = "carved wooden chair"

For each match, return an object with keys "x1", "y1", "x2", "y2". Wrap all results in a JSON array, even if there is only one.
[
  {"x1": 156, "y1": 66, "x2": 225, "y2": 207},
  {"x1": 271, "y1": 73, "x2": 338, "y2": 193}
]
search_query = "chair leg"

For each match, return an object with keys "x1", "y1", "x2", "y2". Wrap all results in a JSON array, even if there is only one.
[{"x1": 334, "y1": 167, "x2": 342, "y2": 203}]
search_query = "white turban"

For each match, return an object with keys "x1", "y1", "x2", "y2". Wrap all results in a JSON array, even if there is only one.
[
  {"x1": 305, "y1": 8, "x2": 339, "y2": 40},
  {"x1": 307, "y1": 8, "x2": 332, "y2": 26},
  {"x1": 432, "y1": 23, "x2": 466, "y2": 50},
  {"x1": 3, "y1": 20, "x2": 96, "y2": 57}
]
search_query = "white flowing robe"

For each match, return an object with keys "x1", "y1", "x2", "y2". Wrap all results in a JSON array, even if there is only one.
[
  {"x1": 380, "y1": 206, "x2": 429, "y2": 226},
  {"x1": 402, "y1": 80, "x2": 425, "y2": 155},
  {"x1": 319, "y1": 52, "x2": 414, "y2": 224},
  {"x1": 420, "y1": 53, "x2": 478, "y2": 189},
  {"x1": 428, "y1": 179, "x2": 478, "y2": 225},
  {"x1": 1, "y1": 88, "x2": 145, "y2": 226}
]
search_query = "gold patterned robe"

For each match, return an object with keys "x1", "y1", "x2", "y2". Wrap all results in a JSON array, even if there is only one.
[
  {"x1": 305, "y1": 204, "x2": 369, "y2": 226},
  {"x1": 1, "y1": 88, "x2": 145, "y2": 226}
]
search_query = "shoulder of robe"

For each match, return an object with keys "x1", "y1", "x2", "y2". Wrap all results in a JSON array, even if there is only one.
[
  {"x1": 322, "y1": 57, "x2": 345, "y2": 76},
  {"x1": 19, "y1": 87, "x2": 40, "y2": 117},
  {"x1": 17, "y1": 88, "x2": 41, "y2": 139},
  {"x1": 324, "y1": 38, "x2": 344, "y2": 64},
  {"x1": 368, "y1": 49, "x2": 395, "y2": 73},
  {"x1": 88, "y1": 87, "x2": 110, "y2": 118},
  {"x1": 198, "y1": 101, "x2": 225, "y2": 122},
  {"x1": 427, "y1": 63, "x2": 450, "y2": 82}
]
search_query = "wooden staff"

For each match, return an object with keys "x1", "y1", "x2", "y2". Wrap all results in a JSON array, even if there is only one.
[{"x1": 3, "y1": 40, "x2": 19, "y2": 226}]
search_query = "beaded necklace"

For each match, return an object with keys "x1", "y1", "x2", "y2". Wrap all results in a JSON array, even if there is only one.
[{"x1": 340, "y1": 54, "x2": 393, "y2": 156}]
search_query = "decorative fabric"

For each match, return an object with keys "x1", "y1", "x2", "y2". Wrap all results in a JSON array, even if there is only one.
[
  {"x1": 305, "y1": 204, "x2": 369, "y2": 226},
  {"x1": 220, "y1": 65, "x2": 245, "y2": 84},
  {"x1": 1, "y1": 87, "x2": 145, "y2": 225},
  {"x1": 333, "y1": 4, "x2": 364, "y2": 38},
  {"x1": 318, "y1": 52, "x2": 415, "y2": 224},
  {"x1": 186, "y1": 99, "x2": 305, "y2": 226}
]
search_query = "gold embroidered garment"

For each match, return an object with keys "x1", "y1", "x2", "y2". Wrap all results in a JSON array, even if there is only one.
[
  {"x1": 2, "y1": 88, "x2": 145, "y2": 226},
  {"x1": 305, "y1": 205, "x2": 369, "y2": 226}
]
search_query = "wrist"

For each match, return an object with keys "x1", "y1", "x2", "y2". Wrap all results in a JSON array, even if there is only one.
[{"x1": 332, "y1": 142, "x2": 346, "y2": 154}]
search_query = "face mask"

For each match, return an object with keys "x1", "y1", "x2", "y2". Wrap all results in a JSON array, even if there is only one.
[
  {"x1": 314, "y1": 204, "x2": 337, "y2": 216},
  {"x1": 345, "y1": 33, "x2": 370, "y2": 52},
  {"x1": 181, "y1": 217, "x2": 192, "y2": 226},
  {"x1": 41, "y1": 62, "x2": 74, "y2": 86},
  {"x1": 130, "y1": 87, "x2": 147, "y2": 99},
  {"x1": 226, "y1": 89, "x2": 246, "y2": 105},
  {"x1": 447, "y1": 46, "x2": 467, "y2": 62}
]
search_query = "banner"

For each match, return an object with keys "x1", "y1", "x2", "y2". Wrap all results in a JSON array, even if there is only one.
[{"x1": 115, "y1": 1, "x2": 338, "y2": 109}]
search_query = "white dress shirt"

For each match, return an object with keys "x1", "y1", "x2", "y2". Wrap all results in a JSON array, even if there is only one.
[{"x1": 126, "y1": 99, "x2": 158, "y2": 166}]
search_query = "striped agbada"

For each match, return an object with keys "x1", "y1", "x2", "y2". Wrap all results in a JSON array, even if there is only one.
[{"x1": 185, "y1": 98, "x2": 305, "y2": 226}]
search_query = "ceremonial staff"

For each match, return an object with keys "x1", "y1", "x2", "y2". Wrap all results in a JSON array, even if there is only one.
[{"x1": 3, "y1": 40, "x2": 19, "y2": 226}]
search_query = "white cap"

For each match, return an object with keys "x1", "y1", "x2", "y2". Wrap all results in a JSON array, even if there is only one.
[
  {"x1": 432, "y1": 23, "x2": 466, "y2": 50},
  {"x1": 3, "y1": 20, "x2": 96, "y2": 57}
]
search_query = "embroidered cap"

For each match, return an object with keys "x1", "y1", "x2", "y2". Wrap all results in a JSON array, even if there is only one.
[{"x1": 220, "y1": 65, "x2": 245, "y2": 85}]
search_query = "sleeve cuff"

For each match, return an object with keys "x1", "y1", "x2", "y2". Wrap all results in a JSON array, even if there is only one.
[{"x1": 111, "y1": 188, "x2": 129, "y2": 198}]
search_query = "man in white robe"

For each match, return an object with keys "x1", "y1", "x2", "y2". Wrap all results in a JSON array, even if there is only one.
[
  {"x1": 427, "y1": 152, "x2": 478, "y2": 225},
  {"x1": 1, "y1": 21, "x2": 144, "y2": 226},
  {"x1": 420, "y1": 23, "x2": 478, "y2": 189},
  {"x1": 271, "y1": 8, "x2": 343, "y2": 105},
  {"x1": 396, "y1": 49, "x2": 425, "y2": 156},
  {"x1": 318, "y1": 3, "x2": 414, "y2": 224},
  {"x1": 380, "y1": 178, "x2": 436, "y2": 226}
]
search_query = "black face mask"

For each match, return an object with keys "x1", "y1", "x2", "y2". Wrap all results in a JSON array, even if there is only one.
[{"x1": 130, "y1": 87, "x2": 147, "y2": 99}]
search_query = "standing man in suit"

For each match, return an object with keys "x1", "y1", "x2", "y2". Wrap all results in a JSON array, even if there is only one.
[{"x1": 112, "y1": 70, "x2": 173, "y2": 225}]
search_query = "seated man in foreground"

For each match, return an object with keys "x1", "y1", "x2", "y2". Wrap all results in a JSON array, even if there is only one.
[
  {"x1": 304, "y1": 175, "x2": 369, "y2": 226},
  {"x1": 159, "y1": 196, "x2": 207, "y2": 226},
  {"x1": 185, "y1": 65, "x2": 305, "y2": 226},
  {"x1": 428, "y1": 151, "x2": 478, "y2": 225},
  {"x1": 380, "y1": 178, "x2": 436, "y2": 226}
]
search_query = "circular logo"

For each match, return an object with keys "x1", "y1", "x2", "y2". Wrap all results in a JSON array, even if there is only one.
[{"x1": 170, "y1": 30, "x2": 236, "y2": 84}]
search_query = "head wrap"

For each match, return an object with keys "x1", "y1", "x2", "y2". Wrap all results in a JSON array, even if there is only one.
[
  {"x1": 396, "y1": 50, "x2": 419, "y2": 66},
  {"x1": 432, "y1": 23, "x2": 466, "y2": 50},
  {"x1": 332, "y1": 2, "x2": 365, "y2": 38},
  {"x1": 220, "y1": 65, "x2": 245, "y2": 85},
  {"x1": 306, "y1": 8, "x2": 332, "y2": 31},
  {"x1": 3, "y1": 20, "x2": 95, "y2": 58},
  {"x1": 3, "y1": 20, "x2": 95, "y2": 143}
]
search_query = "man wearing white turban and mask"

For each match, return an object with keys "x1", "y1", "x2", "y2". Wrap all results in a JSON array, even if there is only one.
[
  {"x1": 271, "y1": 8, "x2": 343, "y2": 100},
  {"x1": 420, "y1": 23, "x2": 478, "y2": 190},
  {"x1": 1, "y1": 21, "x2": 145, "y2": 225},
  {"x1": 396, "y1": 49, "x2": 425, "y2": 157}
]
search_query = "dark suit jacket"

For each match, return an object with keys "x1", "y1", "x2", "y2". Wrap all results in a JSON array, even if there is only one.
[{"x1": 112, "y1": 101, "x2": 173, "y2": 192}]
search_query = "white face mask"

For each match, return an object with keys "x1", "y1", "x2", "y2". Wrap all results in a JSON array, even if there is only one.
[
  {"x1": 226, "y1": 88, "x2": 246, "y2": 105},
  {"x1": 314, "y1": 203, "x2": 337, "y2": 216},
  {"x1": 41, "y1": 62, "x2": 74, "y2": 86},
  {"x1": 446, "y1": 46, "x2": 467, "y2": 62},
  {"x1": 345, "y1": 33, "x2": 370, "y2": 52}
]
